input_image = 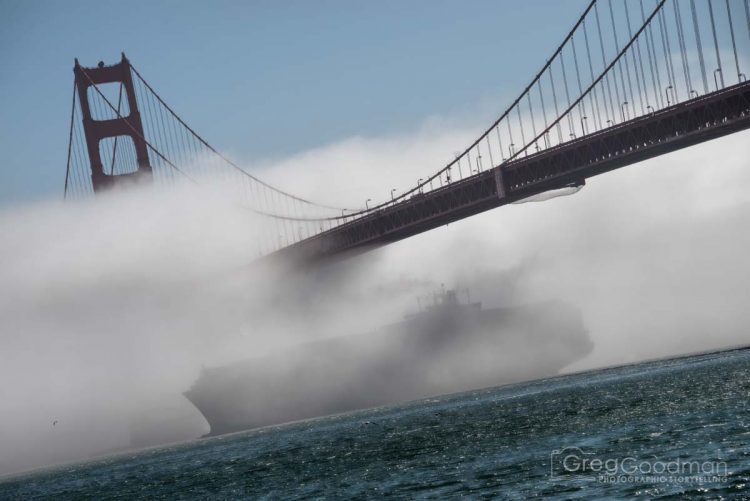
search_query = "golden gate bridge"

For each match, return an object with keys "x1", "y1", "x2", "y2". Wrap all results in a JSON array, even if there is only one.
[{"x1": 64, "y1": 0, "x2": 750, "y2": 263}]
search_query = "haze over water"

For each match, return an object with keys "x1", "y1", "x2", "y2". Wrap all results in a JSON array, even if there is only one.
[
  {"x1": 1, "y1": 128, "x2": 750, "y2": 476},
  {"x1": 2, "y1": 346, "x2": 749, "y2": 498}
]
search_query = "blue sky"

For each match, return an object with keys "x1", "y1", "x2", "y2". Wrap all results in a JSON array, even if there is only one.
[{"x1": 0, "y1": 0, "x2": 588, "y2": 206}]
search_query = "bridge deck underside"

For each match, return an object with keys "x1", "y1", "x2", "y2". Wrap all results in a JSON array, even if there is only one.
[{"x1": 275, "y1": 81, "x2": 750, "y2": 264}]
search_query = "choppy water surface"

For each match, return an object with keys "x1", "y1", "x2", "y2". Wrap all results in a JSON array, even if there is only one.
[{"x1": 2, "y1": 348, "x2": 750, "y2": 499}]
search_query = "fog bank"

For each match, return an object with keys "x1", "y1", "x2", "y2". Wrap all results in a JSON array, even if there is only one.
[{"x1": 1, "y1": 120, "x2": 749, "y2": 476}]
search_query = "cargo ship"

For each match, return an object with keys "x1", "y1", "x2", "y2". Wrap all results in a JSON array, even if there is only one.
[{"x1": 185, "y1": 290, "x2": 593, "y2": 436}]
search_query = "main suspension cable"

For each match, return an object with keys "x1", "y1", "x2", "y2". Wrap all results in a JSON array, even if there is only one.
[
  {"x1": 503, "y1": 0, "x2": 667, "y2": 165},
  {"x1": 128, "y1": 64, "x2": 357, "y2": 213}
]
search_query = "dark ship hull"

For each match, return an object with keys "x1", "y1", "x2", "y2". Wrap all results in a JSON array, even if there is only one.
[{"x1": 185, "y1": 298, "x2": 592, "y2": 436}]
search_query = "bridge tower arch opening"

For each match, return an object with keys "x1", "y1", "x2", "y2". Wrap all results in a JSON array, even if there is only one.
[{"x1": 74, "y1": 53, "x2": 152, "y2": 192}]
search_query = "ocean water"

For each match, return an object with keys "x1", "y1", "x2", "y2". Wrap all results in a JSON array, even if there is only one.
[{"x1": 2, "y1": 348, "x2": 750, "y2": 499}]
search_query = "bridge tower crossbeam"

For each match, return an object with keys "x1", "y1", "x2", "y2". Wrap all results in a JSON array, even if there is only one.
[{"x1": 73, "y1": 53, "x2": 152, "y2": 192}]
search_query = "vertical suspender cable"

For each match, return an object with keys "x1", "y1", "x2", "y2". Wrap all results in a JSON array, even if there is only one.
[
  {"x1": 726, "y1": 0, "x2": 744, "y2": 82},
  {"x1": 690, "y1": 0, "x2": 709, "y2": 94},
  {"x1": 516, "y1": 106, "x2": 526, "y2": 155},
  {"x1": 485, "y1": 135, "x2": 494, "y2": 168},
  {"x1": 608, "y1": 0, "x2": 629, "y2": 118},
  {"x1": 657, "y1": 8, "x2": 677, "y2": 103},
  {"x1": 583, "y1": 19, "x2": 604, "y2": 128},
  {"x1": 595, "y1": 3, "x2": 617, "y2": 121},
  {"x1": 625, "y1": 3, "x2": 646, "y2": 114},
  {"x1": 527, "y1": 93, "x2": 538, "y2": 151},
  {"x1": 495, "y1": 126, "x2": 505, "y2": 160},
  {"x1": 537, "y1": 80, "x2": 549, "y2": 146},
  {"x1": 549, "y1": 68, "x2": 563, "y2": 143},
  {"x1": 571, "y1": 33, "x2": 588, "y2": 135},
  {"x1": 673, "y1": 1, "x2": 693, "y2": 96},
  {"x1": 560, "y1": 52, "x2": 576, "y2": 136},
  {"x1": 618, "y1": 1, "x2": 638, "y2": 115},
  {"x1": 72, "y1": 104, "x2": 89, "y2": 195},
  {"x1": 708, "y1": 0, "x2": 725, "y2": 89},
  {"x1": 643, "y1": 0, "x2": 664, "y2": 108},
  {"x1": 64, "y1": 82, "x2": 77, "y2": 199}
]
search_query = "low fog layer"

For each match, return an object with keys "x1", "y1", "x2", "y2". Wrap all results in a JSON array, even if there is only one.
[{"x1": 1, "y1": 120, "x2": 749, "y2": 475}]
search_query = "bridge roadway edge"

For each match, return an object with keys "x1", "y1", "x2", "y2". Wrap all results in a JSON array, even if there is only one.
[{"x1": 269, "y1": 81, "x2": 750, "y2": 267}]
